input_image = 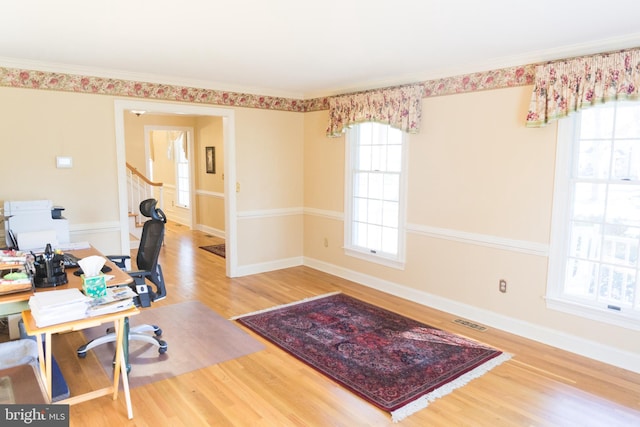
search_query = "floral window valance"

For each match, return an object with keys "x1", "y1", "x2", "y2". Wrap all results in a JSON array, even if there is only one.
[
  {"x1": 326, "y1": 84, "x2": 424, "y2": 137},
  {"x1": 526, "y1": 48, "x2": 640, "y2": 127}
]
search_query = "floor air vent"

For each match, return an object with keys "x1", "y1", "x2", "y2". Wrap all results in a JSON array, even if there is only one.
[{"x1": 453, "y1": 318, "x2": 488, "y2": 332}]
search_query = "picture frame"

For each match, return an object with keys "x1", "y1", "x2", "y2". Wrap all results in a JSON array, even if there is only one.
[{"x1": 206, "y1": 146, "x2": 215, "y2": 174}]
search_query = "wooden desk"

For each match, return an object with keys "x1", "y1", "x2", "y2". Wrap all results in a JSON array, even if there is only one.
[
  {"x1": 22, "y1": 307, "x2": 139, "y2": 418},
  {"x1": 19, "y1": 247, "x2": 138, "y2": 419}
]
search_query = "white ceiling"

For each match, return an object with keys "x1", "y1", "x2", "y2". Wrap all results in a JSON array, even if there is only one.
[{"x1": 1, "y1": 0, "x2": 640, "y2": 99}]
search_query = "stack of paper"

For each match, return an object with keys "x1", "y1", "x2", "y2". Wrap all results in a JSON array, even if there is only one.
[
  {"x1": 86, "y1": 286, "x2": 137, "y2": 317},
  {"x1": 28, "y1": 289, "x2": 90, "y2": 327}
]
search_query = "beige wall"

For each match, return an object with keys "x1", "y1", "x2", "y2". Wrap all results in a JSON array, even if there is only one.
[
  {"x1": 234, "y1": 107, "x2": 304, "y2": 266},
  {"x1": 0, "y1": 87, "x2": 121, "y2": 252},
  {"x1": 195, "y1": 116, "x2": 225, "y2": 232}
]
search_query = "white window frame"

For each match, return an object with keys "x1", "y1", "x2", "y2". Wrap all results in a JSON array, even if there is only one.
[
  {"x1": 547, "y1": 103, "x2": 640, "y2": 330},
  {"x1": 344, "y1": 122, "x2": 408, "y2": 269}
]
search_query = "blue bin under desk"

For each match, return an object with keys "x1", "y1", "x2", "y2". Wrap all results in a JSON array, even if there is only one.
[{"x1": 18, "y1": 320, "x2": 70, "y2": 402}]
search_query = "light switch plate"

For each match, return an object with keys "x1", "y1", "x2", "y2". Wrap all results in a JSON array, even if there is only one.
[{"x1": 56, "y1": 156, "x2": 73, "y2": 168}]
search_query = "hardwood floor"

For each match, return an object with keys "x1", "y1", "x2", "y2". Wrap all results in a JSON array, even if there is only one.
[{"x1": 53, "y1": 222, "x2": 640, "y2": 426}]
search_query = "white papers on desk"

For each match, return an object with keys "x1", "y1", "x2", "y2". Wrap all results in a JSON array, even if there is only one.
[
  {"x1": 86, "y1": 286, "x2": 136, "y2": 317},
  {"x1": 28, "y1": 289, "x2": 90, "y2": 328}
]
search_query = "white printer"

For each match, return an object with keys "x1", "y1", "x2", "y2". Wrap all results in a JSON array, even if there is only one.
[{"x1": 4, "y1": 200, "x2": 70, "y2": 250}]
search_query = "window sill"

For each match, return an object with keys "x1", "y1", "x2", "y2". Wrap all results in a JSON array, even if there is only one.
[
  {"x1": 344, "y1": 247, "x2": 405, "y2": 270},
  {"x1": 545, "y1": 296, "x2": 640, "y2": 331}
]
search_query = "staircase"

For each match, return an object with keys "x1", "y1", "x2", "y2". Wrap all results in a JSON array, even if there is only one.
[
  {"x1": 129, "y1": 212, "x2": 144, "y2": 249},
  {"x1": 125, "y1": 162, "x2": 164, "y2": 248}
]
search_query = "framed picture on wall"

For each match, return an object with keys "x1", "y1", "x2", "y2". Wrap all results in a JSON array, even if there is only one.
[{"x1": 206, "y1": 146, "x2": 215, "y2": 174}]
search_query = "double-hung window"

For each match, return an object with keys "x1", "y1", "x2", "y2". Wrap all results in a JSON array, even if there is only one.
[
  {"x1": 174, "y1": 132, "x2": 190, "y2": 208},
  {"x1": 345, "y1": 122, "x2": 407, "y2": 268},
  {"x1": 548, "y1": 101, "x2": 640, "y2": 329}
]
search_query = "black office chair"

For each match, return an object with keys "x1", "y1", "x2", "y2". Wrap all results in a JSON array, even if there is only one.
[{"x1": 77, "y1": 198, "x2": 168, "y2": 359}]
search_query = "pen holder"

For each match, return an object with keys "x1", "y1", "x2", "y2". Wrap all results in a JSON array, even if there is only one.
[{"x1": 82, "y1": 274, "x2": 107, "y2": 298}]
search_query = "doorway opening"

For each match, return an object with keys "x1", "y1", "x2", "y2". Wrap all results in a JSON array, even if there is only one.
[{"x1": 114, "y1": 100, "x2": 238, "y2": 277}]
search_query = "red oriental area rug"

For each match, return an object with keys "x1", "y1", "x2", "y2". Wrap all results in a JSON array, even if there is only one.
[{"x1": 235, "y1": 292, "x2": 511, "y2": 422}]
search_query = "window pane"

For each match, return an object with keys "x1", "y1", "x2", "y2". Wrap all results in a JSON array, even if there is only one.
[
  {"x1": 371, "y1": 144, "x2": 384, "y2": 171},
  {"x1": 358, "y1": 146, "x2": 372, "y2": 170},
  {"x1": 580, "y1": 107, "x2": 614, "y2": 138},
  {"x1": 381, "y1": 227, "x2": 398, "y2": 254},
  {"x1": 368, "y1": 199, "x2": 383, "y2": 225},
  {"x1": 360, "y1": 123, "x2": 373, "y2": 144},
  {"x1": 387, "y1": 127, "x2": 403, "y2": 145},
  {"x1": 576, "y1": 139, "x2": 611, "y2": 179},
  {"x1": 568, "y1": 222, "x2": 601, "y2": 261},
  {"x1": 387, "y1": 145, "x2": 402, "y2": 172},
  {"x1": 564, "y1": 258, "x2": 598, "y2": 299},
  {"x1": 369, "y1": 173, "x2": 383, "y2": 199},
  {"x1": 598, "y1": 264, "x2": 635, "y2": 306},
  {"x1": 372, "y1": 123, "x2": 387, "y2": 145},
  {"x1": 606, "y1": 184, "x2": 640, "y2": 227},
  {"x1": 612, "y1": 140, "x2": 640, "y2": 180},
  {"x1": 354, "y1": 197, "x2": 368, "y2": 222},
  {"x1": 367, "y1": 224, "x2": 382, "y2": 250},
  {"x1": 354, "y1": 172, "x2": 369, "y2": 197},
  {"x1": 572, "y1": 183, "x2": 606, "y2": 221},
  {"x1": 354, "y1": 221, "x2": 368, "y2": 247},
  {"x1": 614, "y1": 103, "x2": 640, "y2": 138},
  {"x1": 382, "y1": 201, "x2": 398, "y2": 228},
  {"x1": 602, "y1": 224, "x2": 639, "y2": 267},
  {"x1": 383, "y1": 174, "x2": 399, "y2": 201}
]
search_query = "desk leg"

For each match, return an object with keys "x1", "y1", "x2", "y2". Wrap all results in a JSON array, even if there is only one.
[
  {"x1": 34, "y1": 332, "x2": 51, "y2": 403},
  {"x1": 124, "y1": 317, "x2": 130, "y2": 373},
  {"x1": 44, "y1": 332, "x2": 52, "y2": 403},
  {"x1": 112, "y1": 318, "x2": 133, "y2": 419}
]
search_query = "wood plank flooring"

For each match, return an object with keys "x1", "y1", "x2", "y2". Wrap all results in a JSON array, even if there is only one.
[{"x1": 52, "y1": 222, "x2": 640, "y2": 426}]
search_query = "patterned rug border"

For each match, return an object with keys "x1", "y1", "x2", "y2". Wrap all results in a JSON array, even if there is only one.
[
  {"x1": 199, "y1": 243, "x2": 226, "y2": 258},
  {"x1": 390, "y1": 351, "x2": 511, "y2": 421},
  {"x1": 234, "y1": 293, "x2": 512, "y2": 422}
]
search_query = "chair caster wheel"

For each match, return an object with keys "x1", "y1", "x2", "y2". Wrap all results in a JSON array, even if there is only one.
[
  {"x1": 158, "y1": 340, "x2": 167, "y2": 354},
  {"x1": 77, "y1": 345, "x2": 88, "y2": 358},
  {"x1": 154, "y1": 328, "x2": 162, "y2": 336}
]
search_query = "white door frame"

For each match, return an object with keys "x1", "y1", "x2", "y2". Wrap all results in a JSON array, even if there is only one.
[{"x1": 114, "y1": 100, "x2": 238, "y2": 277}]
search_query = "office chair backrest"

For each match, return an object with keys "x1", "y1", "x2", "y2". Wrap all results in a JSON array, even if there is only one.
[
  {"x1": 140, "y1": 198, "x2": 167, "y2": 223},
  {"x1": 136, "y1": 199, "x2": 166, "y2": 295}
]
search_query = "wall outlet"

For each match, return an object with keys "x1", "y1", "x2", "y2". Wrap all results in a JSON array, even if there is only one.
[{"x1": 499, "y1": 279, "x2": 507, "y2": 293}]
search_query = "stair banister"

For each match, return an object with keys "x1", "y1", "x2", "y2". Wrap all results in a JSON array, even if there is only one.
[{"x1": 125, "y1": 162, "x2": 164, "y2": 219}]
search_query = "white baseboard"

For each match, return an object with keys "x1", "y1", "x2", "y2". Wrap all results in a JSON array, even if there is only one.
[
  {"x1": 195, "y1": 224, "x2": 225, "y2": 239},
  {"x1": 235, "y1": 256, "x2": 304, "y2": 277},
  {"x1": 303, "y1": 256, "x2": 640, "y2": 374}
]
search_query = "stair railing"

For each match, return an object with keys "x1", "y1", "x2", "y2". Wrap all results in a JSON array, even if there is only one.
[{"x1": 125, "y1": 162, "x2": 164, "y2": 222}]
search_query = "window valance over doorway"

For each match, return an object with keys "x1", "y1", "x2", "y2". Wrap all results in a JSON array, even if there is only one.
[
  {"x1": 526, "y1": 48, "x2": 640, "y2": 127},
  {"x1": 326, "y1": 84, "x2": 424, "y2": 137}
]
